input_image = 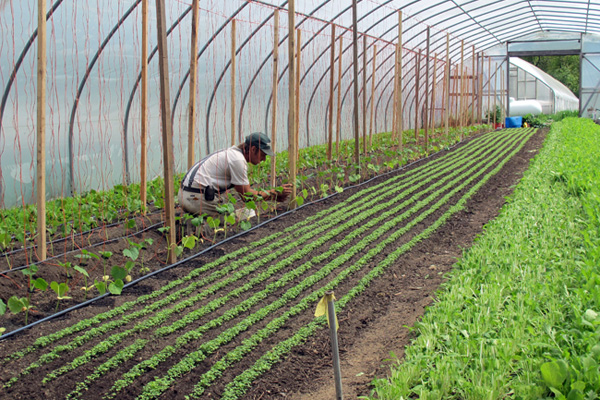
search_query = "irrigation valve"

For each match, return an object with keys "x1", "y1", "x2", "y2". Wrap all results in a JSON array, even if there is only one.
[{"x1": 314, "y1": 290, "x2": 343, "y2": 400}]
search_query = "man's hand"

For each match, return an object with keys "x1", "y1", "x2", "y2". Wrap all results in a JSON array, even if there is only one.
[{"x1": 275, "y1": 183, "x2": 293, "y2": 202}]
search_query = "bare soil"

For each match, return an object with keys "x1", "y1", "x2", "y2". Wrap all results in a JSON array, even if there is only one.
[{"x1": 0, "y1": 127, "x2": 546, "y2": 400}]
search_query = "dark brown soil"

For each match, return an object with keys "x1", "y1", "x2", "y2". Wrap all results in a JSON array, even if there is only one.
[{"x1": 0, "y1": 127, "x2": 546, "y2": 400}]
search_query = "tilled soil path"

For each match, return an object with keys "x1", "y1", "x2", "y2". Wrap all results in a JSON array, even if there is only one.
[{"x1": 0, "y1": 127, "x2": 545, "y2": 400}]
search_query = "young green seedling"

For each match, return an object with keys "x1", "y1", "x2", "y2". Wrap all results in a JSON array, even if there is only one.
[{"x1": 50, "y1": 281, "x2": 71, "y2": 312}]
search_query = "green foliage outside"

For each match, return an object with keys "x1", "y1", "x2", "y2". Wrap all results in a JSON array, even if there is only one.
[
  {"x1": 522, "y1": 55, "x2": 580, "y2": 97},
  {"x1": 370, "y1": 117, "x2": 600, "y2": 399}
]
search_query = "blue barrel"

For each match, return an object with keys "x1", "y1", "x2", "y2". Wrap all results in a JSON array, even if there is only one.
[{"x1": 505, "y1": 116, "x2": 523, "y2": 128}]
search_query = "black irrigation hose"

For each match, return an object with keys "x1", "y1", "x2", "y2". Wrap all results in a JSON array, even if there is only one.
[
  {"x1": 0, "y1": 130, "x2": 494, "y2": 341},
  {"x1": 0, "y1": 222, "x2": 164, "y2": 276},
  {"x1": 0, "y1": 207, "x2": 164, "y2": 259}
]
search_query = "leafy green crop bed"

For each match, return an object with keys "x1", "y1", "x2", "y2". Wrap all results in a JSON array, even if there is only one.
[
  {"x1": 371, "y1": 118, "x2": 600, "y2": 399},
  {"x1": 0, "y1": 127, "x2": 538, "y2": 399}
]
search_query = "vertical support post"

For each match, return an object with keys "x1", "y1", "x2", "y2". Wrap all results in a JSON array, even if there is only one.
[
  {"x1": 288, "y1": 0, "x2": 297, "y2": 207},
  {"x1": 231, "y1": 19, "x2": 237, "y2": 146},
  {"x1": 327, "y1": 22, "x2": 335, "y2": 161},
  {"x1": 500, "y1": 68, "x2": 509, "y2": 120},
  {"x1": 505, "y1": 54, "x2": 510, "y2": 118},
  {"x1": 478, "y1": 52, "x2": 483, "y2": 125},
  {"x1": 141, "y1": 0, "x2": 149, "y2": 212},
  {"x1": 414, "y1": 50, "x2": 421, "y2": 144},
  {"x1": 352, "y1": 0, "x2": 360, "y2": 164},
  {"x1": 494, "y1": 62, "x2": 498, "y2": 126},
  {"x1": 187, "y1": 0, "x2": 199, "y2": 170},
  {"x1": 155, "y1": 0, "x2": 177, "y2": 264},
  {"x1": 270, "y1": 9, "x2": 280, "y2": 187},
  {"x1": 362, "y1": 34, "x2": 367, "y2": 155},
  {"x1": 368, "y1": 44, "x2": 377, "y2": 147},
  {"x1": 335, "y1": 34, "x2": 343, "y2": 157},
  {"x1": 487, "y1": 56, "x2": 491, "y2": 125},
  {"x1": 295, "y1": 28, "x2": 301, "y2": 157},
  {"x1": 459, "y1": 40, "x2": 464, "y2": 138},
  {"x1": 396, "y1": 11, "x2": 403, "y2": 150},
  {"x1": 36, "y1": 0, "x2": 47, "y2": 261},
  {"x1": 424, "y1": 27, "x2": 430, "y2": 152},
  {"x1": 326, "y1": 291, "x2": 343, "y2": 400},
  {"x1": 471, "y1": 45, "x2": 476, "y2": 126},
  {"x1": 452, "y1": 65, "x2": 458, "y2": 127},
  {"x1": 444, "y1": 33, "x2": 450, "y2": 138},
  {"x1": 392, "y1": 44, "x2": 399, "y2": 139},
  {"x1": 430, "y1": 53, "x2": 437, "y2": 135}
]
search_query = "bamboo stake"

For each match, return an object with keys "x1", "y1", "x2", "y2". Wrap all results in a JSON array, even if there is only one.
[
  {"x1": 362, "y1": 34, "x2": 367, "y2": 155},
  {"x1": 187, "y1": 0, "x2": 199, "y2": 170},
  {"x1": 352, "y1": 0, "x2": 360, "y2": 164},
  {"x1": 452, "y1": 65, "x2": 458, "y2": 127},
  {"x1": 270, "y1": 9, "x2": 279, "y2": 187},
  {"x1": 392, "y1": 44, "x2": 399, "y2": 139},
  {"x1": 368, "y1": 44, "x2": 377, "y2": 147},
  {"x1": 141, "y1": 0, "x2": 149, "y2": 212},
  {"x1": 478, "y1": 52, "x2": 483, "y2": 125},
  {"x1": 487, "y1": 55, "x2": 491, "y2": 125},
  {"x1": 396, "y1": 11, "x2": 403, "y2": 150},
  {"x1": 459, "y1": 40, "x2": 464, "y2": 138},
  {"x1": 295, "y1": 28, "x2": 301, "y2": 159},
  {"x1": 494, "y1": 62, "x2": 498, "y2": 126},
  {"x1": 431, "y1": 53, "x2": 437, "y2": 136},
  {"x1": 424, "y1": 27, "x2": 430, "y2": 152},
  {"x1": 36, "y1": 0, "x2": 47, "y2": 260},
  {"x1": 155, "y1": 0, "x2": 176, "y2": 263},
  {"x1": 414, "y1": 49, "x2": 421, "y2": 144},
  {"x1": 471, "y1": 45, "x2": 476, "y2": 126},
  {"x1": 444, "y1": 32, "x2": 450, "y2": 138},
  {"x1": 288, "y1": 1, "x2": 297, "y2": 207},
  {"x1": 231, "y1": 19, "x2": 237, "y2": 146},
  {"x1": 327, "y1": 22, "x2": 335, "y2": 160},
  {"x1": 335, "y1": 34, "x2": 343, "y2": 157}
]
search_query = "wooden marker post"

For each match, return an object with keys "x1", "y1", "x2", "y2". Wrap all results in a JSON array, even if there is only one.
[
  {"x1": 231, "y1": 19, "x2": 237, "y2": 146},
  {"x1": 187, "y1": 0, "x2": 199, "y2": 170},
  {"x1": 327, "y1": 23, "x2": 335, "y2": 160},
  {"x1": 141, "y1": 0, "x2": 149, "y2": 212},
  {"x1": 155, "y1": 0, "x2": 177, "y2": 263},
  {"x1": 270, "y1": 9, "x2": 280, "y2": 187},
  {"x1": 36, "y1": 0, "x2": 47, "y2": 260}
]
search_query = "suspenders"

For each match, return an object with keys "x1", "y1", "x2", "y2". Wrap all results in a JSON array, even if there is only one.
[{"x1": 180, "y1": 148, "x2": 237, "y2": 194}]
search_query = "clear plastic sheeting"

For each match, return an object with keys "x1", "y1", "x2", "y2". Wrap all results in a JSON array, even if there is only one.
[{"x1": 1, "y1": 0, "x2": 600, "y2": 207}]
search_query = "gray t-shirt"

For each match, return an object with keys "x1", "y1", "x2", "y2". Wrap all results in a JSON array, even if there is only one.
[{"x1": 192, "y1": 146, "x2": 249, "y2": 190}]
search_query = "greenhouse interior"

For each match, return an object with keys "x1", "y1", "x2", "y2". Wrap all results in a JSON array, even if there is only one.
[{"x1": 1, "y1": 1, "x2": 600, "y2": 399}]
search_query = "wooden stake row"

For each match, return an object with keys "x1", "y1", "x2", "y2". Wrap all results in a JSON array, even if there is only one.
[{"x1": 31, "y1": 2, "x2": 502, "y2": 263}]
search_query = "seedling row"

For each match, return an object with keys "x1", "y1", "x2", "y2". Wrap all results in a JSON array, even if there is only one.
[{"x1": 0, "y1": 127, "x2": 535, "y2": 399}]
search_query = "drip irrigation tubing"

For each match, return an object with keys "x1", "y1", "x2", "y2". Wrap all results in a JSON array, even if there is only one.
[{"x1": 0, "y1": 130, "x2": 487, "y2": 341}]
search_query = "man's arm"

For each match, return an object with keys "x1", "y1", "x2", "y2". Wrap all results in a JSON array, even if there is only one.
[{"x1": 233, "y1": 183, "x2": 292, "y2": 202}]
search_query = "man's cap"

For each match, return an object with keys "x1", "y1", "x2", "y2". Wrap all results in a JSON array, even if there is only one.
[{"x1": 245, "y1": 132, "x2": 273, "y2": 156}]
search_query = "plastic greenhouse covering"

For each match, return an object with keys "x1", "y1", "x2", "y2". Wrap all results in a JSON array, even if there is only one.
[{"x1": 0, "y1": 0, "x2": 599, "y2": 208}]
